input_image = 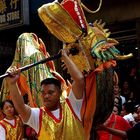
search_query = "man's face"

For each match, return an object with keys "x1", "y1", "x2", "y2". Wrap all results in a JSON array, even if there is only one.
[
  {"x1": 41, "y1": 84, "x2": 61, "y2": 111},
  {"x1": 113, "y1": 85, "x2": 119, "y2": 95}
]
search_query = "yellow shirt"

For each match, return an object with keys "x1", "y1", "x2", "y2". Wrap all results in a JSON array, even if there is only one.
[
  {"x1": 0, "y1": 116, "x2": 24, "y2": 140},
  {"x1": 38, "y1": 99, "x2": 85, "y2": 140}
]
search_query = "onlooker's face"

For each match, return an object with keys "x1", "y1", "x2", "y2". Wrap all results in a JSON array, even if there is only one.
[
  {"x1": 114, "y1": 85, "x2": 120, "y2": 95},
  {"x1": 120, "y1": 105, "x2": 126, "y2": 116},
  {"x1": 114, "y1": 97, "x2": 119, "y2": 106},
  {"x1": 134, "y1": 106, "x2": 140, "y2": 122},
  {"x1": 137, "y1": 107, "x2": 140, "y2": 119},
  {"x1": 41, "y1": 84, "x2": 61, "y2": 111},
  {"x1": 112, "y1": 106, "x2": 119, "y2": 115},
  {"x1": 123, "y1": 81, "x2": 129, "y2": 90},
  {"x1": 2, "y1": 102, "x2": 15, "y2": 118}
]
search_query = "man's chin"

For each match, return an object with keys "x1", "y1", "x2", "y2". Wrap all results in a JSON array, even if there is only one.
[
  {"x1": 44, "y1": 102, "x2": 49, "y2": 106},
  {"x1": 44, "y1": 102, "x2": 51, "y2": 108}
]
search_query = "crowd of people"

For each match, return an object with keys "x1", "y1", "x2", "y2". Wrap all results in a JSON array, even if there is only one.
[{"x1": 97, "y1": 74, "x2": 140, "y2": 140}]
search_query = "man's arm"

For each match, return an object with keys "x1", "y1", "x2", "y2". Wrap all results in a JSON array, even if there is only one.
[
  {"x1": 6, "y1": 67, "x2": 31, "y2": 122},
  {"x1": 98, "y1": 125, "x2": 127, "y2": 139},
  {"x1": 61, "y1": 49, "x2": 85, "y2": 99}
]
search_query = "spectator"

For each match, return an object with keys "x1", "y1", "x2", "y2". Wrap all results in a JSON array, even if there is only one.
[
  {"x1": 133, "y1": 104, "x2": 140, "y2": 123},
  {"x1": 97, "y1": 105, "x2": 131, "y2": 140},
  {"x1": 114, "y1": 85, "x2": 126, "y2": 106},
  {"x1": 121, "y1": 80, "x2": 134, "y2": 102},
  {"x1": 98, "y1": 120, "x2": 140, "y2": 140},
  {"x1": 114, "y1": 97, "x2": 122, "y2": 115},
  {"x1": 121, "y1": 102, "x2": 136, "y2": 127},
  {"x1": 0, "y1": 100, "x2": 24, "y2": 140}
]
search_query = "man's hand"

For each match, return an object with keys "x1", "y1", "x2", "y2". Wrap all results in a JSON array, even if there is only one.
[
  {"x1": 60, "y1": 49, "x2": 70, "y2": 71},
  {"x1": 6, "y1": 66, "x2": 20, "y2": 85},
  {"x1": 60, "y1": 49, "x2": 70, "y2": 59}
]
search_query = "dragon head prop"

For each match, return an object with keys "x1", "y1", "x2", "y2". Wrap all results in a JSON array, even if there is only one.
[
  {"x1": 37, "y1": 1, "x2": 133, "y2": 139},
  {"x1": 38, "y1": 0, "x2": 133, "y2": 75}
]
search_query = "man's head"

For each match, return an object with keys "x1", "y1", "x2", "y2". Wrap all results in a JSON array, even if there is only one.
[
  {"x1": 41, "y1": 78, "x2": 61, "y2": 89},
  {"x1": 41, "y1": 78, "x2": 62, "y2": 111}
]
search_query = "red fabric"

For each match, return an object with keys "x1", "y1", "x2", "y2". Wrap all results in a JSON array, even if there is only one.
[
  {"x1": 98, "y1": 113, "x2": 131, "y2": 140},
  {"x1": 26, "y1": 126, "x2": 37, "y2": 139},
  {"x1": 61, "y1": 0, "x2": 87, "y2": 30}
]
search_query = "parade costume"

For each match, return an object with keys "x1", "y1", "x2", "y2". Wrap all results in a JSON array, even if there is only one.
[
  {"x1": 38, "y1": 0, "x2": 133, "y2": 139},
  {"x1": 24, "y1": 89, "x2": 85, "y2": 140},
  {"x1": 0, "y1": 33, "x2": 68, "y2": 107},
  {"x1": 0, "y1": 116, "x2": 24, "y2": 140},
  {"x1": 38, "y1": 99, "x2": 85, "y2": 140}
]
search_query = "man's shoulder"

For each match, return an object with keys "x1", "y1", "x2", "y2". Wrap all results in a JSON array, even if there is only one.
[{"x1": 30, "y1": 107, "x2": 40, "y2": 114}]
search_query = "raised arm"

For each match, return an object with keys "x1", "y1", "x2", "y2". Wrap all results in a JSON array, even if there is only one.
[
  {"x1": 5, "y1": 67, "x2": 31, "y2": 122},
  {"x1": 61, "y1": 49, "x2": 85, "y2": 99}
]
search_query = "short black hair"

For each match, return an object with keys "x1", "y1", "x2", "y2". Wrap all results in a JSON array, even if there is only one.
[
  {"x1": 41, "y1": 78, "x2": 61, "y2": 89},
  {"x1": 123, "y1": 102, "x2": 134, "y2": 113},
  {"x1": 134, "y1": 104, "x2": 140, "y2": 112}
]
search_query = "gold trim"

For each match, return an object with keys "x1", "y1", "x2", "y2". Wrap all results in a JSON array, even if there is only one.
[{"x1": 38, "y1": 2, "x2": 82, "y2": 43}]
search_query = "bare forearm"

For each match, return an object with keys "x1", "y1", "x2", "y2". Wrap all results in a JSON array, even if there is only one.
[
  {"x1": 62, "y1": 54, "x2": 85, "y2": 99},
  {"x1": 63, "y1": 55, "x2": 84, "y2": 82},
  {"x1": 5, "y1": 67, "x2": 31, "y2": 122},
  {"x1": 61, "y1": 49, "x2": 85, "y2": 99},
  {"x1": 104, "y1": 127, "x2": 127, "y2": 138},
  {"x1": 9, "y1": 83, "x2": 30, "y2": 121}
]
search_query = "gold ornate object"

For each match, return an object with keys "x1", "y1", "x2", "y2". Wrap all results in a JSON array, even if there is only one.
[
  {"x1": 114, "y1": 53, "x2": 133, "y2": 60},
  {"x1": 38, "y1": 1, "x2": 82, "y2": 43}
]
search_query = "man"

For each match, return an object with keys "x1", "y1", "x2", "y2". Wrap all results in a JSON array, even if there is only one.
[{"x1": 6, "y1": 49, "x2": 85, "y2": 140}]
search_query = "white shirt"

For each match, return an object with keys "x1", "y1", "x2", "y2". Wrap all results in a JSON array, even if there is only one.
[
  {"x1": 0, "y1": 118, "x2": 15, "y2": 140},
  {"x1": 25, "y1": 89, "x2": 83, "y2": 133},
  {"x1": 120, "y1": 95, "x2": 126, "y2": 105}
]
